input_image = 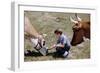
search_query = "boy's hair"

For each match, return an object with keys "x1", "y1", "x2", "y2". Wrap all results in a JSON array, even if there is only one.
[{"x1": 54, "y1": 28, "x2": 63, "y2": 35}]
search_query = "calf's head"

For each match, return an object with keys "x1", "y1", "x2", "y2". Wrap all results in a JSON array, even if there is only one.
[
  {"x1": 70, "y1": 16, "x2": 85, "y2": 46},
  {"x1": 30, "y1": 34, "x2": 47, "y2": 49}
]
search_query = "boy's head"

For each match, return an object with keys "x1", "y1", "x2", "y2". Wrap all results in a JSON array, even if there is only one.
[{"x1": 54, "y1": 29, "x2": 63, "y2": 37}]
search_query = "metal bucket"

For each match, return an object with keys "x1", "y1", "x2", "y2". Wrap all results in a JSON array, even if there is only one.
[{"x1": 37, "y1": 46, "x2": 48, "y2": 56}]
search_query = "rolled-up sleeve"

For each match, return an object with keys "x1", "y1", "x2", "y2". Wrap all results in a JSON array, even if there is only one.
[
  {"x1": 60, "y1": 37, "x2": 66, "y2": 45},
  {"x1": 59, "y1": 35, "x2": 70, "y2": 47}
]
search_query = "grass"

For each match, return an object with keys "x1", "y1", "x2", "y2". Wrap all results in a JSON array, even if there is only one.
[{"x1": 24, "y1": 11, "x2": 90, "y2": 62}]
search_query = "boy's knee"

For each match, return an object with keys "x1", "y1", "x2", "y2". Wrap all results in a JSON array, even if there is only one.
[{"x1": 66, "y1": 46, "x2": 70, "y2": 52}]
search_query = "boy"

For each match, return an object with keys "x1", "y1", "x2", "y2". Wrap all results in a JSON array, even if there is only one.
[{"x1": 50, "y1": 29, "x2": 71, "y2": 58}]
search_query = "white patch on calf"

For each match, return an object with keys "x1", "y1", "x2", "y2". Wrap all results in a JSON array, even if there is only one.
[
  {"x1": 83, "y1": 37, "x2": 89, "y2": 42},
  {"x1": 76, "y1": 42, "x2": 84, "y2": 48},
  {"x1": 77, "y1": 37, "x2": 90, "y2": 48},
  {"x1": 30, "y1": 38, "x2": 38, "y2": 47}
]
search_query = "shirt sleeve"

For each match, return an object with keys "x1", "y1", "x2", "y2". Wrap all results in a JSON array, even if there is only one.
[{"x1": 60, "y1": 37, "x2": 66, "y2": 45}]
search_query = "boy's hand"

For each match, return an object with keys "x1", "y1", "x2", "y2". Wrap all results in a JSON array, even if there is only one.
[{"x1": 50, "y1": 44, "x2": 56, "y2": 49}]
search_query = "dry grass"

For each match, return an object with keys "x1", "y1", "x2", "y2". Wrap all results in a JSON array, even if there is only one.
[{"x1": 24, "y1": 11, "x2": 90, "y2": 62}]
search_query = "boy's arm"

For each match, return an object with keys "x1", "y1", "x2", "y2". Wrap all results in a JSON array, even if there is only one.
[
  {"x1": 50, "y1": 36, "x2": 66, "y2": 49},
  {"x1": 55, "y1": 36, "x2": 65, "y2": 48},
  {"x1": 56, "y1": 44, "x2": 64, "y2": 48},
  {"x1": 50, "y1": 44, "x2": 64, "y2": 49}
]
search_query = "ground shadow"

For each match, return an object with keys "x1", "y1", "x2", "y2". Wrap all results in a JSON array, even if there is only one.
[
  {"x1": 24, "y1": 50, "x2": 42, "y2": 57},
  {"x1": 48, "y1": 52, "x2": 65, "y2": 58},
  {"x1": 25, "y1": 50, "x2": 66, "y2": 58}
]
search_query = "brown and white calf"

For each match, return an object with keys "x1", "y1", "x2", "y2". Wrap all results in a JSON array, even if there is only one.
[{"x1": 24, "y1": 16, "x2": 47, "y2": 55}]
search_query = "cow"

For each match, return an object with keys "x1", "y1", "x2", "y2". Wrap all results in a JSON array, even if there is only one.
[
  {"x1": 24, "y1": 16, "x2": 40, "y2": 39},
  {"x1": 70, "y1": 15, "x2": 90, "y2": 46},
  {"x1": 24, "y1": 16, "x2": 48, "y2": 56}
]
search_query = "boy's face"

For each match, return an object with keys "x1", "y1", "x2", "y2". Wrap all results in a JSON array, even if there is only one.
[{"x1": 55, "y1": 33, "x2": 61, "y2": 38}]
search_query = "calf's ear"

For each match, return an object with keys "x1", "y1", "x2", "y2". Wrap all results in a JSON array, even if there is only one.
[{"x1": 42, "y1": 34, "x2": 47, "y2": 38}]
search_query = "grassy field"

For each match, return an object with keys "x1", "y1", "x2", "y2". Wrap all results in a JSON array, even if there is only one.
[{"x1": 24, "y1": 11, "x2": 90, "y2": 62}]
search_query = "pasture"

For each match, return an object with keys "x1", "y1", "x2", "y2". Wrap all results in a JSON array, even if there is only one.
[{"x1": 24, "y1": 11, "x2": 90, "y2": 62}]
